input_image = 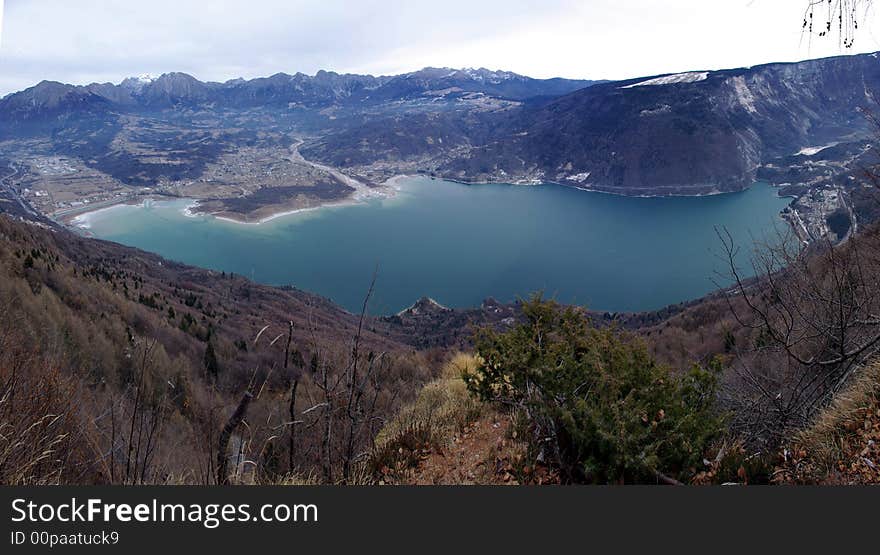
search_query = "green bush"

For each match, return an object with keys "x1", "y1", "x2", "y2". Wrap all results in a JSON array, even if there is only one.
[{"x1": 464, "y1": 295, "x2": 724, "y2": 484}]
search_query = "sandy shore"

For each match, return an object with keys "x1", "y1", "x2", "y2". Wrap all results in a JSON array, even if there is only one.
[
  {"x1": 61, "y1": 196, "x2": 159, "y2": 229},
  {"x1": 54, "y1": 173, "x2": 507, "y2": 229},
  {"x1": 189, "y1": 175, "x2": 404, "y2": 225},
  {"x1": 53, "y1": 174, "x2": 406, "y2": 229},
  {"x1": 209, "y1": 201, "x2": 351, "y2": 225}
]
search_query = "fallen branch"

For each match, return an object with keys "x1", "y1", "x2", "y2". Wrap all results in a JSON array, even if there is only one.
[{"x1": 656, "y1": 472, "x2": 685, "y2": 486}]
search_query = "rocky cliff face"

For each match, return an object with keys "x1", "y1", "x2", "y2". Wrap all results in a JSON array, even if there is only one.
[
  {"x1": 545, "y1": 54, "x2": 879, "y2": 193},
  {"x1": 0, "y1": 80, "x2": 112, "y2": 132},
  {"x1": 307, "y1": 53, "x2": 880, "y2": 195}
]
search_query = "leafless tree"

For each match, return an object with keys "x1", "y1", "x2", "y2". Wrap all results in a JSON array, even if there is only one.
[
  {"x1": 803, "y1": 0, "x2": 872, "y2": 48},
  {"x1": 296, "y1": 269, "x2": 388, "y2": 483},
  {"x1": 204, "y1": 269, "x2": 397, "y2": 484},
  {"x1": 107, "y1": 339, "x2": 170, "y2": 485},
  {"x1": 340, "y1": 271, "x2": 387, "y2": 483},
  {"x1": 718, "y1": 225, "x2": 880, "y2": 443}
]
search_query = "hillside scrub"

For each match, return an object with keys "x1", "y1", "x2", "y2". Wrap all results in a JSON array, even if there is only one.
[
  {"x1": 0, "y1": 215, "x2": 441, "y2": 484},
  {"x1": 464, "y1": 296, "x2": 725, "y2": 484},
  {"x1": 5, "y1": 206, "x2": 880, "y2": 485},
  {"x1": 0, "y1": 338, "x2": 86, "y2": 485},
  {"x1": 775, "y1": 360, "x2": 880, "y2": 484},
  {"x1": 369, "y1": 353, "x2": 484, "y2": 479},
  {"x1": 719, "y1": 222, "x2": 880, "y2": 445}
]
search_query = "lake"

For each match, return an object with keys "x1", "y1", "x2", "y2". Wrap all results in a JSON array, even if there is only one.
[{"x1": 75, "y1": 177, "x2": 791, "y2": 315}]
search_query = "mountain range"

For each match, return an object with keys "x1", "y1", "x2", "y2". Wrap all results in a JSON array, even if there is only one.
[
  {"x1": 305, "y1": 54, "x2": 880, "y2": 195},
  {"x1": 0, "y1": 67, "x2": 596, "y2": 120},
  {"x1": 1, "y1": 53, "x2": 879, "y2": 198}
]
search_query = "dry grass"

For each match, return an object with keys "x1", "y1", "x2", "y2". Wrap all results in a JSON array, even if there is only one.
[
  {"x1": 367, "y1": 352, "x2": 544, "y2": 485},
  {"x1": 776, "y1": 361, "x2": 880, "y2": 483},
  {"x1": 0, "y1": 409, "x2": 68, "y2": 485},
  {"x1": 267, "y1": 468, "x2": 374, "y2": 486},
  {"x1": 0, "y1": 357, "x2": 83, "y2": 485},
  {"x1": 369, "y1": 353, "x2": 483, "y2": 476}
]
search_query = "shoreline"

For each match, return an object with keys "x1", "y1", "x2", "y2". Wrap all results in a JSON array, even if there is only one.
[
  {"x1": 62, "y1": 175, "x2": 408, "y2": 229},
  {"x1": 59, "y1": 195, "x2": 158, "y2": 229},
  {"x1": 447, "y1": 176, "x2": 755, "y2": 199},
  {"x1": 431, "y1": 170, "x2": 787, "y2": 200},
  {"x1": 208, "y1": 198, "x2": 359, "y2": 225},
  {"x1": 54, "y1": 174, "x2": 791, "y2": 232},
  {"x1": 205, "y1": 174, "x2": 405, "y2": 225}
]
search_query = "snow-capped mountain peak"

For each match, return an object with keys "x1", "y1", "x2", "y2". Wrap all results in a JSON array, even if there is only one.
[{"x1": 120, "y1": 74, "x2": 158, "y2": 91}]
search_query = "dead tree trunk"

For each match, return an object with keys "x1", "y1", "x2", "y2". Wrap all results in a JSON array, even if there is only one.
[
  {"x1": 288, "y1": 379, "x2": 298, "y2": 474},
  {"x1": 284, "y1": 321, "x2": 299, "y2": 474},
  {"x1": 216, "y1": 391, "x2": 253, "y2": 485}
]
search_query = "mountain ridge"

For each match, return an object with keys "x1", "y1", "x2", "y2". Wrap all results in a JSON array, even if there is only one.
[
  {"x1": 0, "y1": 66, "x2": 598, "y2": 112},
  {"x1": 1, "y1": 52, "x2": 878, "y2": 220},
  {"x1": 305, "y1": 51, "x2": 880, "y2": 195}
]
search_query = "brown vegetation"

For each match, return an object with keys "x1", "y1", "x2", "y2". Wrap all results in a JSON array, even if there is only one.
[
  {"x1": 4, "y1": 204, "x2": 880, "y2": 485},
  {"x1": 717, "y1": 225, "x2": 880, "y2": 447},
  {"x1": 369, "y1": 354, "x2": 548, "y2": 485},
  {"x1": 0, "y1": 215, "x2": 443, "y2": 484},
  {"x1": 774, "y1": 360, "x2": 880, "y2": 484}
]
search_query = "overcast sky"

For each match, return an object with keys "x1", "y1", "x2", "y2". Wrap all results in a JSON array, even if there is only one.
[{"x1": 1, "y1": 0, "x2": 880, "y2": 95}]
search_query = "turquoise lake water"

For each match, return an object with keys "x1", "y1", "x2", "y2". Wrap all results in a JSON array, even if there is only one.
[{"x1": 77, "y1": 177, "x2": 791, "y2": 314}]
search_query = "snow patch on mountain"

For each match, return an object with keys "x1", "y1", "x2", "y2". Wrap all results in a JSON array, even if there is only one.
[
  {"x1": 462, "y1": 68, "x2": 517, "y2": 83},
  {"x1": 797, "y1": 143, "x2": 839, "y2": 156},
  {"x1": 622, "y1": 72, "x2": 709, "y2": 88},
  {"x1": 120, "y1": 74, "x2": 158, "y2": 92},
  {"x1": 640, "y1": 104, "x2": 672, "y2": 116},
  {"x1": 565, "y1": 172, "x2": 591, "y2": 183}
]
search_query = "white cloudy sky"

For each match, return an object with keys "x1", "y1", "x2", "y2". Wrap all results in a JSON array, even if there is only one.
[{"x1": 0, "y1": 0, "x2": 879, "y2": 95}]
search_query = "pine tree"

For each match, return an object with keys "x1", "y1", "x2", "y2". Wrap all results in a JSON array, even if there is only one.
[{"x1": 204, "y1": 339, "x2": 220, "y2": 378}]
